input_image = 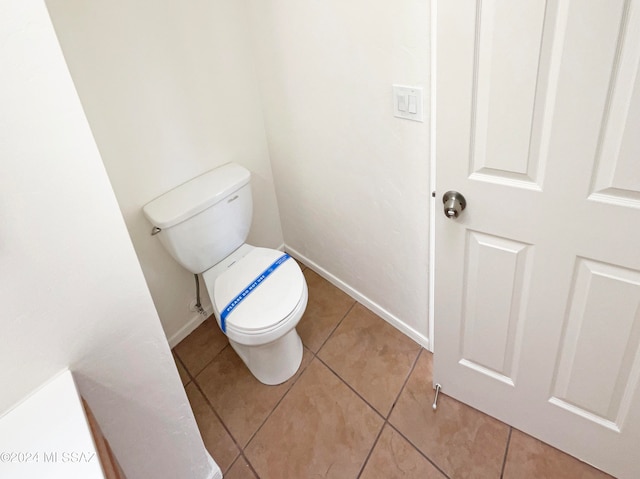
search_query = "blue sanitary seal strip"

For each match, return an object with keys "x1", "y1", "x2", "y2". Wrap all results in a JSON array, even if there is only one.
[{"x1": 220, "y1": 253, "x2": 291, "y2": 333}]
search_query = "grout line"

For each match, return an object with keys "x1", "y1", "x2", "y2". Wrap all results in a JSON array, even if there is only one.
[
  {"x1": 225, "y1": 454, "x2": 243, "y2": 476},
  {"x1": 172, "y1": 352, "x2": 192, "y2": 388},
  {"x1": 239, "y1": 451, "x2": 261, "y2": 479},
  {"x1": 191, "y1": 342, "x2": 231, "y2": 381},
  {"x1": 315, "y1": 354, "x2": 387, "y2": 422},
  {"x1": 355, "y1": 421, "x2": 386, "y2": 479},
  {"x1": 387, "y1": 348, "x2": 424, "y2": 419},
  {"x1": 314, "y1": 300, "x2": 358, "y2": 355},
  {"x1": 190, "y1": 376, "x2": 245, "y2": 474},
  {"x1": 240, "y1": 346, "x2": 315, "y2": 449},
  {"x1": 386, "y1": 421, "x2": 452, "y2": 479},
  {"x1": 173, "y1": 317, "x2": 230, "y2": 379},
  {"x1": 500, "y1": 427, "x2": 513, "y2": 479},
  {"x1": 314, "y1": 342, "x2": 425, "y2": 424}
]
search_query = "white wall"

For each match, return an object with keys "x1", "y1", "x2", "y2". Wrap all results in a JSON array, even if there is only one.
[
  {"x1": 247, "y1": 0, "x2": 432, "y2": 345},
  {"x1": 46, "y1": 0, "x2": 284, "y2": 345},
  {"x1": 0, "y1": 2, "x2": 213, "y2": 478}
]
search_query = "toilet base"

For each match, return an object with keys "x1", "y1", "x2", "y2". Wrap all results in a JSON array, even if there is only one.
[{"x1": 229, "y1": 328, "x2": 303, "y2": 385}]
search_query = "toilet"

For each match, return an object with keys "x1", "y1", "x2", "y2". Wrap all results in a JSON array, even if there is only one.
[{"x1": 143, "y1": 163, "x2": 308, "y2": 385}]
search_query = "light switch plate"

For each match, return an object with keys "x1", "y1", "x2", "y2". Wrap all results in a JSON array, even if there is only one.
[{"x1": 393, "y1": 85, "x2": 424, "y2": 122}]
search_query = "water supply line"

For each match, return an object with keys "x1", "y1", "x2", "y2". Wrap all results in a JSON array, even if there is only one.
[{"x1": 194, "y1": 274, "x2": 207, "y2": 316}]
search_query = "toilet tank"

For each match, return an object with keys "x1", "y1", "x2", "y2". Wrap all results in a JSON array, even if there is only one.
[{"x1": 143, "y1": 163, "x2": 253, "y2": 274}]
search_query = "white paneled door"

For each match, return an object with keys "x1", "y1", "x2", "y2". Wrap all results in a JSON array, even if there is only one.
[{"x1": 433, "y1": 1, "x2": 640, "y2": 477}]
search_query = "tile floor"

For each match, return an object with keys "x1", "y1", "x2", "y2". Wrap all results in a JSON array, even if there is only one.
[{"x1": 173, "y1": 264, "x2": 613, "y2": 479}]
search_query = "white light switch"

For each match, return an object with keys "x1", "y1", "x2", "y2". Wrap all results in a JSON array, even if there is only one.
[
  {"x1": 393, "y1": 85, "x2": 424, "y2": 122},
  {"x1": 408, "y1": 95, "x2": 417, "y2": 114},
  {"x1": 398, "y1": 95, "x2": 407, "y2": 112}
]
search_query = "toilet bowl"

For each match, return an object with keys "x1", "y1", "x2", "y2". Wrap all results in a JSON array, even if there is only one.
[{"x1": 203, "y1": 244, "x2": 307, "y2": 385}]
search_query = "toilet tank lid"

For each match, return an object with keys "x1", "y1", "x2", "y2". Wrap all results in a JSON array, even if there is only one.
[{"x1": 143, "y1": 163, "x2": 250, "y2": 228}]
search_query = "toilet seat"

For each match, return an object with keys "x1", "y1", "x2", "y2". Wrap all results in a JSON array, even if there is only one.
[{"x1": 212, "y1": 248, "x2": 305, "y2": 335}]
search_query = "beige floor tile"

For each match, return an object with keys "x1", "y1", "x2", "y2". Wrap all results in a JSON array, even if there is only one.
[
  {"x1": 297, "y1": 269, "x2": 355, "y2": 352},
  {"x1": 224, "y1": 456, "x2": 258, "y2": 479},
  {"x1": 389, "y1": 352, "x2": 509, "y2": 478},
  {"x1": 360, "y1": 424, "x2": 446, "y2": 479},
  {"x1": 172, "y1": 353, "x2": 191, "y2": 386},
  {"x1": 185, "y1": 383, "x2": 239, "y2": 473},
  {"x1": 503, "y1": 429, "x2": 613, "y2": 479},
  {"x1": 245, "y1": 358, "x2": 384, "y2": 479},
  {"x1": 197, "y1": 345, "x2": 312, "y2": 447},
  {"x1": 318, "y1": 303, "x2": 421, "y2": 416},
  {"x1": 174, "y1": 316, "x2": 228, "y2": 376}
]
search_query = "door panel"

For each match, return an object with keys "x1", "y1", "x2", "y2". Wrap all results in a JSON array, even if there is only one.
[
  {"x1": 434, "y1": 1, "x2": 640, "y2": 477},
  {"x1": 460, "y1": 231, "x2": 531, "y2": 386},
  {"x1": 551, "y1": 258, "x2": 640, "y2": 430},
  {"x1": 590, "y1": 1, "x2": 640, "y2": 206},
  {"x1": 470, "y1": 0, "x2": 547, "y2": 185}
]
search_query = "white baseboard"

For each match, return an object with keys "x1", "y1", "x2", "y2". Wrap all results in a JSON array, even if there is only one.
[
  {"x1": 285, "y1": 246, "x2": 431, "y2": 350},
  {"x1": 167, "y1": 306, "x2": 214, "y2": 348}
]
